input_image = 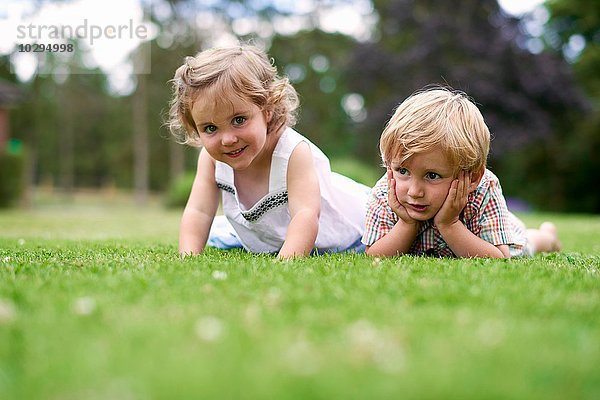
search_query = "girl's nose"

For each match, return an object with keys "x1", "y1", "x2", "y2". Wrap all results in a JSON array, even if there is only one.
[{"x1": 221, "y1": 130, "x2": 238, "y2": 146}]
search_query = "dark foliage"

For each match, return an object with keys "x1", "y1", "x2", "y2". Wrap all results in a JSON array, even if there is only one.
[
  {"x1": 345, "y1": 0, "x2": 595, "y2": 211},
  {"x1": 347, "y1": 0, "x2": 588, "y2": 158}
]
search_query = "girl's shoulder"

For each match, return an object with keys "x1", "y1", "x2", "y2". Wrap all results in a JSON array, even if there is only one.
[
  {"x1": 272, "y1": 128, "x2": 305, "y2": 157},
  {"x1": 272, "y1": 128, "x2": 327, "y2": 161}
]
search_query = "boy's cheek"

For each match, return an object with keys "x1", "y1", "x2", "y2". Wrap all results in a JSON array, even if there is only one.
[
  {"x1": 390, "y1": 174, "x2": 403, "y2": 190},
  {"x1": 390, "y1": 171, "x2": 402, "y2": 181}
]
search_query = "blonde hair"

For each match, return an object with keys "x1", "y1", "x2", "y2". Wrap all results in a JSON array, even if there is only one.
[
  {"x1": 380, "y1": 87, "x2": 490, "y2": 175},
  {"x1": 168, "y1": 45, "x2": 299, "y2": 146}
]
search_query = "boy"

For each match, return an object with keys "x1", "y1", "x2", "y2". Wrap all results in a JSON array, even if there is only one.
[{"x1": 363, "y1": 87, "x2": 560, "y2": 258}]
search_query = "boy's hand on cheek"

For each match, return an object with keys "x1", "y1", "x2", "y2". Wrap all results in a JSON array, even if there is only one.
[
  {"x1": 387, "y1": 167, "x2": 418, "y2": 226},
  {"x1": 434, "y1": 171, "x2": 470, "y2": 229}
]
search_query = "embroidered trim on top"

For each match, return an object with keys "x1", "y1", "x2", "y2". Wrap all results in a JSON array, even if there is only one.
[
  {"x1": 242, "y1": 191, "x2": 288, "y2": 222},
  {"x1": 216, "y1": 182, "x2": 288, "y2": 222},
  {"x1": 216, "y1": 182, "x2": 235, "y2": 195}
]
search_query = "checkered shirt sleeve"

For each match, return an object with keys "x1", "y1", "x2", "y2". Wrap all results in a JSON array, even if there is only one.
[
  {"x1": 473, "y1": 172, "x2": 522, "y2": 249},
  {"x1": 362, "y1": 175, "x2": 398, "y2": 246}
]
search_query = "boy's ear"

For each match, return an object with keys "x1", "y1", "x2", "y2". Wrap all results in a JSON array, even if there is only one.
[{"x1": 468, "y1": 169, "x2": 485, "y2": 192}]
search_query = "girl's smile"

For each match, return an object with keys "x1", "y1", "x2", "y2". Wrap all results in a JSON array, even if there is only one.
[{"x1": 225, "y1": 145, "x2": 248, "y2": 158}]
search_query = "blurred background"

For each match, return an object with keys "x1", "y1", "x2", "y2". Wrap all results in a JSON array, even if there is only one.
[{"x1": 0, "y1": 0, "x2": 598, "y2": 213}]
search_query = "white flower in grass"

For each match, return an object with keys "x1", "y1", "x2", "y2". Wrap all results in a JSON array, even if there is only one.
[
  {"x1": 346, "y1": 319, "x2": 405, "y2": 373},
  {"x1": 243, "y1": 303, "x2": 262, "y2": 333},
  {"x1": 18, "y1": 239, "x2": 25, "y2": 246},
  {"x1": 195, "y1": 316, "x2": 224, "y2": 342},
  {"x1": 212, "y1": 270, "x2": 228, "y2": 280},
  {"x1": 2, "y1": 256, "x2": 11, "y2": 262},
  {"x1": 0, "y1": 299, "x2": 16, "y2": 324},
  {"x1": 284, "y1": 339, "x2": 321, "y2": 376},
  {"x1": 73, "y1": 296, "x2": 96, "y2": 316},
  {"x1": 476, "y1": 319, "x2": 506, "y2": 347},
  {"x1": 264, "y1": 287, "x2": 283, "y2": 307},
  {"x1": 371, "y1": 257, "x2": 381, "y2": 267}
]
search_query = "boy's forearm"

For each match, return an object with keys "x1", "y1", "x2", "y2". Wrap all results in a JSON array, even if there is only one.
[
  {"x1": 366, "y1": 222, "x2": 418, "y2": 257},
  {"x1": 278, "y1": 209, "x2": 319, "y2": 258},
  {"x1": 437, "y1": 221, "x2": 506, "y2": 258}
]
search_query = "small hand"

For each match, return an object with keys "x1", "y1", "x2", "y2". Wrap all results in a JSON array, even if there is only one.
[
  {"x1": 434, "y1": 170, "x2": 470, "y2": 228},
  {"x1": 387, "y1": 167, "x2": 418, "y2": 226}
]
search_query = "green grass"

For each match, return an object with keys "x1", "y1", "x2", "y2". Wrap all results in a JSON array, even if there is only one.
[{"x1": 1, "y1": 194, "x2": 599, "y2": 399}]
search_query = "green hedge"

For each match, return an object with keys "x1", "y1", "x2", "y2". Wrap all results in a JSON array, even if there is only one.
[
  {"x1": 329, "y1": 157, "x2": 383, "y2": 187},
  {"x1": 0, "y1": 147, "x2": 25, "y2": 208},
  {"x1": 164, "y1": 172, "x2": 195, "y2": 208}
]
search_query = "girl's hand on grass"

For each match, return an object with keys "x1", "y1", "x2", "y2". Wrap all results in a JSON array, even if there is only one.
[
  {"x1": 387, "y1": 167, "x2": 418, "y2": 226},
  {"x1": 435, "y1": 170, "x2": 469, "y2": 229}
]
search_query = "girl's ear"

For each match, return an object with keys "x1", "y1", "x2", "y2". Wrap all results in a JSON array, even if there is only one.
[
  {"x1": 265, "y1": 110, "x2": 273, "y2": 123},
  {"x1": 468, "y1": 168, "x2": 485, "y2": 192}
]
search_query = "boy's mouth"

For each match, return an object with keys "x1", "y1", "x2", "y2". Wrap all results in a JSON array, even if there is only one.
[
  {"x1": 407, "y1": 203, "x2": 427, "y2": 212},
  {"x1": 225, "y1": 146, "x2": 248, "y2": 158}
]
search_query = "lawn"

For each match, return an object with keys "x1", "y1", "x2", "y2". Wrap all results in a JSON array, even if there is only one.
[{"x1": 1, "y1": 193, "x2": 599, "y2": 399}]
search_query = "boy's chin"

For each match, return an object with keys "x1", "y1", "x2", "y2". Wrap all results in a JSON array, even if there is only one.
[{"x1": 406, "y1": 211, "x2": 433, "y2": 222}]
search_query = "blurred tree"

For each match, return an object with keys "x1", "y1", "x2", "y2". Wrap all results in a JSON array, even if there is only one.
[
  {"x1": 545, "y1": 0, "x2": 600, "y2": 101},
  {"x1": 541, "y1": 0, "x2": 600, "y2": 212},
  {"x1": 346, "y1": 0, "x2": 590, "y2": 211},
  {"x1": 270, "y1": 30, "x2": 360, "y2": 157},
  {"x1": 133, "y1": 43, "x2": 150, "y2": 205},
  {"x1": 4, "y1": 0, "x2": 201, "y2": 196},
  {"x1": 6, "y1": 48, "x2": 124, "y2": 192},
  {"x1": 144, "y1": 38, "x2": 200, "y2": 191}
]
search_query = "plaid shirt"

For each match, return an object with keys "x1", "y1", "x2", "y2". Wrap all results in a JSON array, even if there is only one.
[{"x1": 362, "y1": 169, "x2": 529, "y2": 257}]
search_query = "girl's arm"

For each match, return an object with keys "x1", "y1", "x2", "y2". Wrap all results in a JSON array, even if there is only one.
[
  {"x1": 179, "y1": 148, "x2": 220, "y2": 255},
  {"x1": 279, "y1": 142, "x2": 320, "y2": 259},
  {"x1": 435, "y1": 172, "x2": 509, "y2": 258}
]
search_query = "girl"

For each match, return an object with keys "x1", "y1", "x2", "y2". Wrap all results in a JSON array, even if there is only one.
[{"x1": 168, "y1": 45, "x2": 368, "y2": 258}]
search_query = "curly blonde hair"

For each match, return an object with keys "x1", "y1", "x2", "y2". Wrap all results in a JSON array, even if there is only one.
[
  {"x1": 168, "y1": 45, "x2": 299, "y2": 146},
  {"x1": 380, "y1": 87, "x2": 490, "y2": 175}
]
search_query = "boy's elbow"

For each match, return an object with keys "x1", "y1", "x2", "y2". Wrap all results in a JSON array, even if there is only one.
[
  {"x1": 365, "y1": 244, "x2": 396, "y2": 257},
  {"x1": 494, "y1": 244, "x2": 511, "y2": 258}
]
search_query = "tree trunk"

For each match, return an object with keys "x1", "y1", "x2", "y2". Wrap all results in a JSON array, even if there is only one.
[
  {"x1": 169, "y1": 139, "x2": 185, "y2": 182},
  {"x1": 133, "y1": 45, "x2": 149, "y2": 206},
  {"x1": 59, "y1": 86, "x2": 75, "y2": 196}
]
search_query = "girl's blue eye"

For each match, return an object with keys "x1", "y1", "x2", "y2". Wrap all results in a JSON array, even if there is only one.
[
  {"x1": 426, "y1": 172, "x2": 441, "y2": 180},
  {"x1": 233, "y1": 116, "x2": 246, "y2": 125},
  {"x1": 397, "y1": 167, "x2": 409, "y2": 175},
  {"x1": 204, "y1": 125, "x2": 217, "y2": 134}
]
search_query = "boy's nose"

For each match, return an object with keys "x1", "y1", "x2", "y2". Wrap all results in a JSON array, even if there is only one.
[{"x1": 407, "y1": 180, "x2": 424, "y2": 198}]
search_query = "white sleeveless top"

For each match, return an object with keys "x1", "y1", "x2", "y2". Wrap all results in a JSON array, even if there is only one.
[{"x1": 214, "y1": 128, "x2": 369, "y2": 253}]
